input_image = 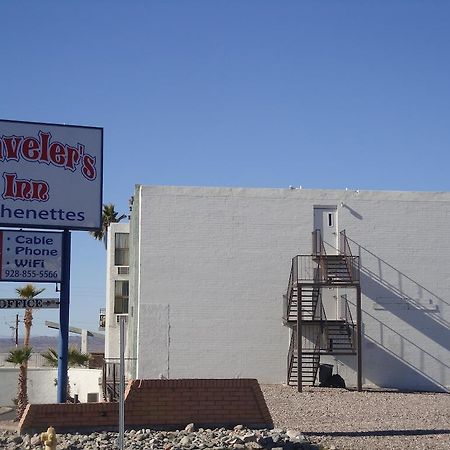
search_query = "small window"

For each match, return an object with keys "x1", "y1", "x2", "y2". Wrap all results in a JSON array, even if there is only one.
[
  {"x1": 114, "y1": 233, "x2": 129, "y2": 266},
  {"x1": 114, "y1": 280, "x2": 129, "y2": 314},
  {"x1": 328, "y1": 213, "x2": 333, "y2": 227}
]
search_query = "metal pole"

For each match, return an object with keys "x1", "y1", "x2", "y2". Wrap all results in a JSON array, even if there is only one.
[
  {"x1": 15, "y1": 314, "x2": 19, "y2": 347},
  {"x1": 356, "y1": 285, "x2": 362, "y2": 391},
  {"x1": 57, "y1": 229, "x2": 71, "y2": 403},
  {"x1": 297, "y1": 284, "x2": 302, "y2": 392},
  {"x1": 118, "y1": 315, "x2": 125, "y2": 450}
]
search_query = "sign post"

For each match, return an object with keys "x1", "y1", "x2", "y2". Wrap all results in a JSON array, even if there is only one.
[
  {"x1": 119, "y1": 315, "x2": 126, "y2": 450},
  {"x1": 57, "y1": 229, "x2": 71, "y2": 403}
]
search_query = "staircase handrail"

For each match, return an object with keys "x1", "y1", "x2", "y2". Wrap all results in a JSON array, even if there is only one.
[
  {"x1": 311, "y1": 333, "x2": 321, "y2": 385},
  {"x1": 284, "y1": 256, "x2": 297, "y2": 320},
  {"x1": 339, "y1": 229, "x2": 352, "y2": 257},
  {"x1": 312, "y1": 229, "x2": 327, "y2": 282},
  {"x1": 313, "y1": 332, "x2": 321, "y2": 359},
  {"x1": 342, "y1": 295, "x2": 355, "y2": 326},
  {"x1": 315, "y1": 291, "x2": 331, "y2": 351},
  {"x1": 339, "y1": 230, "x2": 360, "y2": 283},
  {"x1": 285, "y1": 254, "x2": 327, "y2": 321},
  {"x1": 287, "y1": 329, "x2": 295, "y2": 383},
  {"x1": 342, "y1": 294, "x2": 356, "y2": 350}
]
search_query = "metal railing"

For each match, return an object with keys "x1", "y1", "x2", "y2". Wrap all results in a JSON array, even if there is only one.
[
  {"x1": 342, "y1": 294, "x2": 356, "y2": 350},
  {"x1": 287, "y1": 327, "x2": 322, "y2": 386},
  {"x1": 339, "y1": 230, "x2": 360, "y2": 283},
  {"x1": 287, "y1": 329, "x2": 296, "y2": 384},
  {"x1": 284, "y1": 254, "x2": 326, "y2": 321},
  {"x1": 312, "y1": 229, "x2": 328, "y2": 281},
  {"x1": 102, "y1": 360, "x2": 119, "y2": 402},
  {"x1": 102, "y1": 358, "x2": 135, "y2": 402}
]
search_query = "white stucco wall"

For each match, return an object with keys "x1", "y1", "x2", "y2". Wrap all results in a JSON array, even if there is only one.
[
  {"x1": 0, "y1": 368, "x2": 102, "y2": 405},
  {"x1": 105, "y1": 222, "x2": 130, "y2": 360},
  {"x1": 128, "y1": 186, "x2": 450, "y2": 391}
]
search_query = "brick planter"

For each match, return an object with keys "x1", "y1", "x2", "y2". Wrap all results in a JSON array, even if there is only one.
[{"x1": 19, "y1": 379, "x2": 273, "y2": 434}]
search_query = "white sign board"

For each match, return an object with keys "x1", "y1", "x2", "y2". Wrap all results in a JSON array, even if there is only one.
[
  {"x1": 0, "y1": 298, "x2": 60, "y2": 309},
  {"x1": 0, "y1": 230, "x2": 62, "y2": 282},
  {"x1": 0, "y1": 119, "x2": 102, "y2": 230}
]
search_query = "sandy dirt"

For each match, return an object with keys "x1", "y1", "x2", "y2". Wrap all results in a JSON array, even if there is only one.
[{"x1": 261, "y1": 385, "x2": 450, "y2": 450}]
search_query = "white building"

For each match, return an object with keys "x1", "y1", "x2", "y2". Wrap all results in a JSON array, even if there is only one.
[
  {"x1": 104, "y1": 221, "x2": 130, "y2": 360},
  {"x1": 104, "y1": 185, "x2": 450, "y2": 392}
]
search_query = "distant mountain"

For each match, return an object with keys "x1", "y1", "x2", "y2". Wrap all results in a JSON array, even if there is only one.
[{"x1": 0, "y1": 335, "x2": 104, "y2": 353}]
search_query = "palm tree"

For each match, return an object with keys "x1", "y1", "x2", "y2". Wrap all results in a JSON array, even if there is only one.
[
  {"x1": 41, "y1": 347, "x2": 91, "y2": 401},
  {"x1": 6, "y1": 347, "x2": 32, "y2": 420},
  {"x1": 90, "y1": 203, "x2": 126, "y2": 247},
  {"x1": 16, "y1": 284, "x2": 45, "y2": 349}
]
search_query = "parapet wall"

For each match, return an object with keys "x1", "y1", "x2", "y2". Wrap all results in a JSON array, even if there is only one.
[{"x1": 19, "y1": 379, "x2": 273, "y2": 434}]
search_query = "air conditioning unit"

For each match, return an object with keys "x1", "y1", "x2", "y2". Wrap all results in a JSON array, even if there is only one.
[
  {"x1": 87, "y1": 393, "x2": 99, "y2": 403},
  {"x1": 117, "y1": 266, "x2": 129, "y2": 275},
  {"x1": 116, "y1": 314, "x2": 128, "y2": 324}
]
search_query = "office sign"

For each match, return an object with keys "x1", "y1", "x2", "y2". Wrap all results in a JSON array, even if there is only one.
[
  {"x1": 0, "y1": 119, "x2": 103, "y2": 230},
  {"x1": 0, "y1": 297, "x2": 60, "y2": 309},
  {"x1": 0, "y1": 230, "x2": 62, "y2": 282}
]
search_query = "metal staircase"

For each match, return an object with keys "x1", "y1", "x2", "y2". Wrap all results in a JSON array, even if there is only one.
[
  {"x1": 323, "y1": 255, "x2": 353, "y2": 284},
  {"x1": 283, "y1": 230, "x2": 362, "y2": 390},
  {"x1": 288, "y1": 352, "x2": 320, "y2": 387},
  {"x1": 284, "y1": 285, "x2": 320, "y2": 322},
  {"x1": 325, "y1": 320, "x2": 355, "y2": 353}
]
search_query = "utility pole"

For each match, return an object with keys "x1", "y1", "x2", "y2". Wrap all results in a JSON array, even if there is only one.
[{"x1": 15, "y1": 314, "x2": 19, "y2": 347}]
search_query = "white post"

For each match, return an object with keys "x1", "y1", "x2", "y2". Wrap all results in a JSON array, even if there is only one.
[
  {"x1": 118, "y1": 316, "x2": 125, "y2": 450},
  {"x1": 81, "y1": 329, "x2": 88, "y2": 354}
]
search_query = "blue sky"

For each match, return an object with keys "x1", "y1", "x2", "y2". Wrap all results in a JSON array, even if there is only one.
[{"x1": 1, "y1": 0, "x2": 449, "y2": 337}]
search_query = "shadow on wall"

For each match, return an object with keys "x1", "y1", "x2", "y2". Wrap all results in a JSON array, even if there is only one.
[
  {"x1": 349, "y1": 237, "x2": 450, "y2": 328},
  {"x1": 342, "y1": 204, "x2": 363, "y2": 220},
  {"x1": 343, "y1": 238, "x2": 450, "y2": 391},
  {"x1": 359, "y1": 271, "x2": 450, "y2": 350},
  {"x1": 338, "y1": 308, "x2": 449, "y2": 391}
]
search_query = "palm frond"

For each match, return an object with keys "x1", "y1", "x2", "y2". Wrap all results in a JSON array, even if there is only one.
[
  {"x1": 68, "y1": 347, "x2": 91, "y2": 367},
  {"x1": 90, "y1": 203, "x2": 126, "y2": 247},
  {"x1": 41, "y1": 348, "x2": 58, "y2": 367},
  {"x1": 41, "y1": 347, "x2": 90, "y2": 368},
  {"x1": 16, "y1": 284, "x2": 45, "y2": 299},
  {"x1": 6, "y1": 347, "x2": 33, "y2": 365}
]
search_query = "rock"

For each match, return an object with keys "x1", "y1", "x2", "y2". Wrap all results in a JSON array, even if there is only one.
[
  {"x1": 11, "y1": 435, "x2": 23, "y2": 444},
  {"x1": 286, "y1": 429, "x2": 307, "y2": 442},
  {"x1": 185, "y1": 423, "x2": 195, "y2": 432},
  {"x1": 242, "y1": 432, "x2": 257, "y2": 443},
  {"x1": 245, "y1": 442, "x2": 263, "y2": 449},
  {"x1": 0, "y1": 424, "x2": 321, "y2": 450},
  {"x1": 233, "y1": 424, "x2": 244, "y2": 431},
  {"x1": 272, "y1": 428, "x2": 285, "y2": 434},
  {"x1": 179, "y1": 436, "x2": 191, "y2": 446},
  {"x1": 270, "y1": 433, "x2": 283, "y2": 444}
]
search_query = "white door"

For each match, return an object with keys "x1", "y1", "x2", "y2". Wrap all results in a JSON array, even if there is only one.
[{"x1": 313, "y1": 207, "x2": 338, "y2": 254}]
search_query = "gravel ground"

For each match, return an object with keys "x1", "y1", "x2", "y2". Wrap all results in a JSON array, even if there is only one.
[{"x1": 261, "y1": 385, "x2": 450, "y2": 450}]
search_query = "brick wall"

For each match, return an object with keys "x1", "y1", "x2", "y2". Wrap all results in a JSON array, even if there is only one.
[{"x1": 19, "y1": 379, "x2": 273, "y2": 434}]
